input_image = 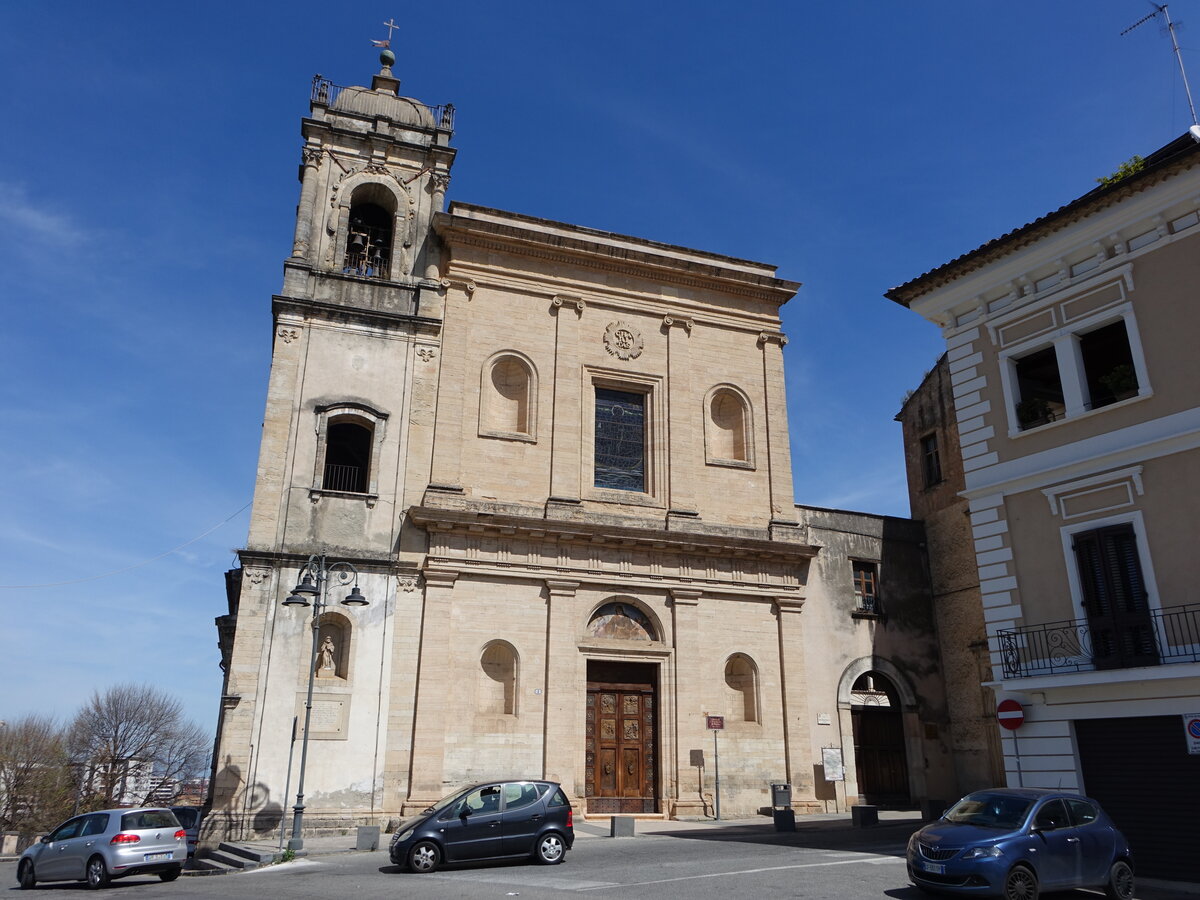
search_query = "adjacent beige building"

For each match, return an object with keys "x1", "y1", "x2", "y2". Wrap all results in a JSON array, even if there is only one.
[
  {"x1": 206, "y1": 53, "x2": 964, "y2": 844},
  {"x1": 888, "y1": 133, "x2": 1200, "y2": 882}
]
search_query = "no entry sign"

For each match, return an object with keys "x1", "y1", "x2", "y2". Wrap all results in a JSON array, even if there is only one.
[{"x1": 997, "y1": 699, "x2": 1025, "y2": 731}]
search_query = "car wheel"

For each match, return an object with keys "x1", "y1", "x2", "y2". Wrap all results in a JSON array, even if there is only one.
[
  {"x1": 1104, "y1": 860, "x2": 1134, "y2": 900},
  {"x1": 86, "y1": 855, "x2": 111, "y2": 890},
  {"x1": 160, "y1": 865, "x2": 182, "y2": 882},
  {"x1": 534, "y1": 831, "x2": 566, "y2": 865},
  {"x1": 408, "y1": 840, "x2": 440, "y2": 874},
  {"x1": 18, "y1": 860, "x2": 36, "y2": 890},
  {"x1": 1004, "y1": 864, "x2": 1038, "y2": 900}
]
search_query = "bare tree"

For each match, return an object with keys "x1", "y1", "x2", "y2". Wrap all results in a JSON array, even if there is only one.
[
  {"x1": 69, "y1": 684, "x2": 209, "y2": 807},
  {"x1": 0, "y1": 714, "x2": 75, "y2": 832}
]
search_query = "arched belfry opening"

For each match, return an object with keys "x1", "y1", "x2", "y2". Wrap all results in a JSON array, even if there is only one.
[
  {"x1": 343, "y1": 187, "x2": 396, "y2": 279},
  {"x1": 849, "y1": 671, "x2": 910, "y2": 806}
]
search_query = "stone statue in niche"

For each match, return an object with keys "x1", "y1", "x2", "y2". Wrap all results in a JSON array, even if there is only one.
[{"x1": 316, "y1": 635, "x2": 337, "y2": 677}]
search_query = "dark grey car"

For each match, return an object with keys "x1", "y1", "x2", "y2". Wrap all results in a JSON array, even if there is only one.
[
  {"x1": 389, "y1": 780, "x2": 574, "y2": 873},
  {"x1": 17, "y1": 807, "x2": 185, "y2": 889}
]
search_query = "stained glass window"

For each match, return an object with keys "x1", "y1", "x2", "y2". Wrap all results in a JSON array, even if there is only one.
[{"x1": 594, "y1": 388, "x2": 645, "y2": 491}]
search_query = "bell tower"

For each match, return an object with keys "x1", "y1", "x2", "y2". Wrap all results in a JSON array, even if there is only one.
[{"x1": 206, "y1": 48, "x2": 456, "y2": 843}]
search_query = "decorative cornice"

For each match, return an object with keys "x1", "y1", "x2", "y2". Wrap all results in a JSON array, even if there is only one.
[
  {"x1": 433, "y1": 207, "x2": 799, "y2": 305},
  {"x1": 408, "y1": 505, "x2": 818, "y2": 562}
]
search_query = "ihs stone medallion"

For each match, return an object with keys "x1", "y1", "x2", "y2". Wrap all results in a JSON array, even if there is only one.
[{"x1": 603, "y1": 321, "x2": 644, "y2": 360}]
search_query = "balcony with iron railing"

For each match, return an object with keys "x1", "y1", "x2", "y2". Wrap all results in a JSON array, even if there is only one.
[
  {"x1": 995, "y1": 602, "x2": 1200, "y2": 679},
  {"x1": 310, "y1": 75, "x2": 455, "y2": 131}
]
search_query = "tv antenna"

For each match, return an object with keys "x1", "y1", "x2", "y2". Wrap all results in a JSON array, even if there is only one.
[{"x1": 1122, "y1": 3, "x2": 1199, "y2": 128}]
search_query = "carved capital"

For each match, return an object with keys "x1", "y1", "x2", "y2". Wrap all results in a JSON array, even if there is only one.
[
  {"x1": 397, "y1": 574, "x2": 421, "y2": 592},
  {"x1": 774, "y1": 596, "x2": 806, "y2": 615},
  {"x1": 416, "y1": 347, "x2": 437, "y2": 362},
  {"x1": 545, "y1": 578, "x2": 581, "y2": 597},
  {"x1": 439, "y1": 278, "x2": 475, "y2": 297},
  {"x1": 422, "y1": 569, "x2": 459, "y2": 590},
  {"x1": 757, "y1": 331, "x2": 788, "y2": 348},
  {"x1": 278, "y1": 328, "x2": 300, "y2": 344},
  {"x1": 551, "y1": 295, "x2": 585, "y2": 315},
  {"x1": 670, "y1": 588, "x2": 702, "y2": 606},
  {"x1": 243, "y1": 567, "x2": 271, "y2": 586},
  {"x1": 302, "y1": 146, "x2": 323, "y2": 168},
  {"x1": 662, "y1": 315, "x2": 694, "y2": 332}
]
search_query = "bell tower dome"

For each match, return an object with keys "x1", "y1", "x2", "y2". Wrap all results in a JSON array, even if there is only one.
[{"x1": 283, "y1": 46, "x2": 456, "y2": 311}]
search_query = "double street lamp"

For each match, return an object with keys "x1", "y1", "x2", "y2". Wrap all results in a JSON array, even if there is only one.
[{"x1": 281, "y1": 554, "x2": 369, "y2": 851}]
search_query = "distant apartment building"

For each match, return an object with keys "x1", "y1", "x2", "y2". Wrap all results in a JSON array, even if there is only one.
[{"x1": 887, "y1": 134, "x2": 1200, "y2": 882}]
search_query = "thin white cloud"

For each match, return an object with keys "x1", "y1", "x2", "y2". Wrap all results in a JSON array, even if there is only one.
[{"x1": 0, "y1": 180, "x2": 88, "y2": 246}]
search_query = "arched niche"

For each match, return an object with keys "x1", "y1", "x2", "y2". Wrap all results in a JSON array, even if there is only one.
[
  {"x1": 704, "y1": 384, "x2": 754, "y2": 467},
  {"x1": 724, "y1": 653, "x2": 760, "y2": 724},
  {"x1": 315, "y1": 611, "x2": 351, "y2": 681},
  {"x1": 479, "y1": 351, "x2": 537, "y2": 441},
  {"x1": 478, "y1": 640, "x2": 519, "y2": 715}
]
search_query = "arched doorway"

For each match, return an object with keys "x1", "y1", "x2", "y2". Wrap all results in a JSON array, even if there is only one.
[
  {"x1": 583, "y1": 602, "x2": 659, "y2": 814},
  {"x1": 850, "y1": 671, "x2": 910, "y2": 807}
]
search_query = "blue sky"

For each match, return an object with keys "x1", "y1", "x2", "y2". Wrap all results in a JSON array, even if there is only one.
[{"x1": 2, "y1": 1, "x2": 1197, "y2": 740}]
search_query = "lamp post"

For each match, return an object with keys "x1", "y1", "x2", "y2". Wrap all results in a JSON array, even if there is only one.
[{"x1": 281, "y1": 554, "x2": 368, "y2": 851}]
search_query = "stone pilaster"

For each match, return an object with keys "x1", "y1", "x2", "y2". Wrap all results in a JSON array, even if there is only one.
[
  {"x1": 669, "y1": 588, "x2": 704, "y2": 815},
  {"x1": 542, "y1": 579, "x2": 581, "y2": 794},
  {"x1": 774, "y1": 596, "x2": 811, "y2": 797},
  {"x1": 406, "y1": 569, "x2": 458, "y2": 803},
  {"x1": 548, "y1": 297, "x2": 585, "y2": 503},
  {"x1": 663, "y1": 317, "x2": 697, "y2": 515},
  {"x1": 427, "y1": 283, "x2": 474, "y2": 492},
  {"x1": 759, "y1": 332, "x2": 799, "y2": 525}
]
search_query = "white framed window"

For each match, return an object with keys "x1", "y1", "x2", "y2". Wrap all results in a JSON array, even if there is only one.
[{"x1": 999, "y1": 306, "x2": 1149, "y2": 435}]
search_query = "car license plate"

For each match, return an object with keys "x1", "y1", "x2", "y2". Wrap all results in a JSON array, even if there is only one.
[
  {"x1": 144, "y1": 852, "x2": 172, "y2": 862},
  {"x1": 920, "y1": 860, "x2": 945, "y2": 874}
]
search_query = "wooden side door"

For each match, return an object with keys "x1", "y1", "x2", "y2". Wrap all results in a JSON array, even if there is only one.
[{"x1": 851, "y1": 706, "x2": 909, "y2": 804}]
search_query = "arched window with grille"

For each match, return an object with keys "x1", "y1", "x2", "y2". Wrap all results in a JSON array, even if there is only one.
[{"x1": 312, "y1": 402, "x2": 388, "y2": 497}]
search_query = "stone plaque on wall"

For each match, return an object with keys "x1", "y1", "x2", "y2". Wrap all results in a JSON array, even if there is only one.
[{"x1": 295, "y1": 693, "x2": 349, "y2": 740}]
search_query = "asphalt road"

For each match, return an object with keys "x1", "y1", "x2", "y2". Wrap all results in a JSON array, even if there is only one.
[{"x1": 3, "y1": 824, "x2": 1196, "y2": 899}]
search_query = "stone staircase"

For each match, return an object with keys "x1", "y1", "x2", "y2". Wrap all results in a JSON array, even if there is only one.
[{"x1": 186, "y1": 842, "x2": 282, "y2": 875}]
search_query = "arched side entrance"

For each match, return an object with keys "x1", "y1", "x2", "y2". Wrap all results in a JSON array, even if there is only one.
[{"x1": 837, "y1": 657, "x2": 923, "y2": 808}]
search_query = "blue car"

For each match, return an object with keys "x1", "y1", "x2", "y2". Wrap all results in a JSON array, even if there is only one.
[{"x1": 907, "y1": 788, "x2": 1133, "y2": 900}]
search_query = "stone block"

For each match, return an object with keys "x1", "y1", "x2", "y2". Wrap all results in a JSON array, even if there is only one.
[
  {"x1": 609, "y1": 816, "x2": 636, "y2": 837},
  {"x1": 356, "y1": 825, "x2": 380, "y2": 851},
  {"x1": 851, "y1": 805, "x2": 878, "y2": 827}
]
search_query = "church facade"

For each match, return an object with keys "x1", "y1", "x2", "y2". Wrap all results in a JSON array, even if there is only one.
[{"x1": 206, "y1": 53, "x2": 962, "y2": 841}]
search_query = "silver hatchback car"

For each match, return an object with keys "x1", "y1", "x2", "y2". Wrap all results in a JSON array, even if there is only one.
[{"x1": 17, "y1": 807, "x2": 186, "y2": 889}]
